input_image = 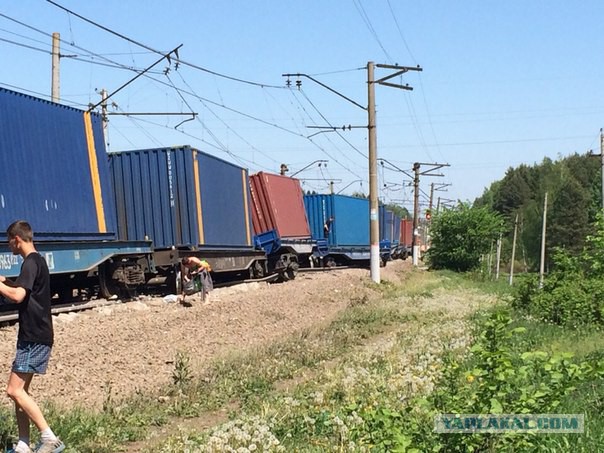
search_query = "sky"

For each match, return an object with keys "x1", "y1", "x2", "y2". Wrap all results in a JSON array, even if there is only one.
[{"x1": 1, "y1": 1, "x2": 604, "y2": 213}]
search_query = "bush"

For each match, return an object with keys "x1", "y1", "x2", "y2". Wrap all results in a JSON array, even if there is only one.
[
  {"x1": 426, "y1": 204, "x2": 502, "y2": 272},
  {"x1": 512, "y1": 214, "x2": 604, "y2": 327},
  {"x1": 405, "y1": 310, "x2": 596, "y2": 452}
]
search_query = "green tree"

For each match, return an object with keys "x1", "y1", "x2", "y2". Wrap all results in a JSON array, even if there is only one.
[
  {"x1": 547, "y1": 176, "x2": 590, "y2": 255},
  {"x1": 493, "y1": 165, "x2": 534, "y2": 219},
  {"x1": 426, "y1": 203, "x2": 503, "y2": 272},
  {"x1": 385, "y1": 203, "x2": 410, "y2": 219}
]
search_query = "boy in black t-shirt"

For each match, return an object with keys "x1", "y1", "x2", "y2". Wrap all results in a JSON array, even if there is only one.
[{"x1": 0, "y1": 221, "x2": 65, "y2": 453}]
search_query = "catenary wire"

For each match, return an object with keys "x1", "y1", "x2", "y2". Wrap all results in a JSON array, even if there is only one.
[{"x1": 45, "y1": 0, "x2": 287, "y2": 89}]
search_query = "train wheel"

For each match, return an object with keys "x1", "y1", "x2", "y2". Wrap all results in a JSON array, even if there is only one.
[
  {"x1": 249, "y1": 260, "x2": 266, "y2": 279},
  {"x1": 284, "y1": 260, "x2": 299, "y2": 281},
  {"x1": 166, "y1": 265, "x2": 183, "y2": 295},
  {"x1": 99, "y1": 263, "x2": 121, "y2": 299}
]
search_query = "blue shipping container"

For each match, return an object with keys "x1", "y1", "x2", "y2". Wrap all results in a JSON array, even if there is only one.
[
  {"x1": 109, "y1": 146, "x2": 253, "y2": 249},
  {"x1": 381, "y1": 209, "x2": 401, "y2": 242},
  {"x1": 303, "y1": 194, "x2": 369, "y2": 246},
  {"x1": 0, "y1": 87, "x2": 117, "y2": 240}
]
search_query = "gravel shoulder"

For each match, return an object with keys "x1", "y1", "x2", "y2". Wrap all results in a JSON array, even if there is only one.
[{"x1": 0, "y1": 261, "x2": 409, "y2": 410}]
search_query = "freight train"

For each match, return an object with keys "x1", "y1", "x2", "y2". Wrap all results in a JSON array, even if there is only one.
[{"x1": 0, "y1": 86, "x2": 406, "y2": 305}]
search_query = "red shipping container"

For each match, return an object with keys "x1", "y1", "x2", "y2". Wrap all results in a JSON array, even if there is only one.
[
  {"x1": 249, "y1": 172, "x2": 311, "y2": 239},
  {"x1": 400, "y1": 219, "x2": 413, "y2": 247}
]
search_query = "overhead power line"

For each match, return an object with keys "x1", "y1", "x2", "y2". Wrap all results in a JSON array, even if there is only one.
[
  {"x1": 0, "y1": 12, "x2": 162, "y2": 74},
  {"x1": 46, "y1": 0, "x2": 286, "y2": 89}
]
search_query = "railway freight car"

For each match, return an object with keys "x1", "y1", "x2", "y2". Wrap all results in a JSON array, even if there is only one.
[
  {"x1": 108, "y1": 146, "x2": 268, "y2": 288},
  {"x1": 381, "y1": 209, "x2": 407, "y2": 260},
  {"x1": 249, "y1": 172, "x2": 327, "y2": 279},
  {"x1": 0, "y1": 87, "x2": 154, "y2": 303},
  {"x1": 400, "y1": 218, "x2": 413, "y2": 248},
  {"x1": 303, "y1": 194, "x2": 391, "y2": 266}
]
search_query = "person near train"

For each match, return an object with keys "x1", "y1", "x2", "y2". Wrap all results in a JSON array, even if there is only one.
[
  {"x1": 323, "y1": 216, "x2": 335, "y2": 239},
  {"x1": 0, "y1": 221, "x2": 65, "y2": 453},
  {"x1": 179, "y1": 256, "x2": 213, "y2": 305}
]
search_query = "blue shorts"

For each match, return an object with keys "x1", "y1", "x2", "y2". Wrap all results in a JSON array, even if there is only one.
[{"x1": 12, "y1": 340, "x2": 52, "y2": 374}]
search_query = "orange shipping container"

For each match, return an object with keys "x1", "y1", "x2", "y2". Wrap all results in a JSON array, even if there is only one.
[
  {"x1": 249, "y1": 172, "x2": 311, "y2": 239},
  {"x1": 400, "y1": 219, "x2": 413, "y2": 247}
]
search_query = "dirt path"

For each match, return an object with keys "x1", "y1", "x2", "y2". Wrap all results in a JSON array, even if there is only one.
[
  {"x1": 127, "y1": 262, "x2": 498, "y2": 452},
  {"x1": 0, "y1": 261, "x2": 408, "y2": 410}
]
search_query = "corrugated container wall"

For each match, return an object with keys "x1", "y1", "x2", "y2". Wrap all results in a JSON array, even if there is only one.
[
  {"x1": 249, "y1": 172, "x2": 310, "y2": 238},
  {"x1": 0, "y1": 87, "x2": 117, "y2": 240},
  {"x1": 109, "y1": 146, "x2": 253, "y2": 249},
  {"x1": 400, "y1": 219, "x2": 413, "y2": 247},
  {"x1": 303, "y1": 194, "x2": 369, "y2": 246},
  {"x1": 381, "y1": 210, "x2": 401, "y2": 242}
]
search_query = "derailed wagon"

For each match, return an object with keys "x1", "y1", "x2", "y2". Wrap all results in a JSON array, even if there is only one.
[
  {"x1": 0, "y1": 87, "x2": 154, "y2": 302},
  {"x1": 108, "y1": 146, "x2": 268, "y2": 288},
  {"x1": 303, "y1": 194, "x2": 391, "y2": 267},
  {"x1": 249, "y1": 172, "x2": 327, "y2": 280}
]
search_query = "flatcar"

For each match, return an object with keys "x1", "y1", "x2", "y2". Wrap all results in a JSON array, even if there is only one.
[
  {"x1": 303, "y1": 194, "x2": 391, "y2": 266},
  {"x1": 249, "y1": 172, "x2": 327, "y2": 279},
  {"x1": 108, "y1": 146, "x2": 268, "y2": 289},
  {"x1": 0, "y1": 87, "x2": 154, "y2": 303}
]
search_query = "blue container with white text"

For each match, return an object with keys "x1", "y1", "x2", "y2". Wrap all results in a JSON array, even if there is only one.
[
  {"x1": 109, "y1": 146, "x2": 253, "y2": 250},
  {"x1": 303, "y1": 194, "x2": 369, "y2": 246}
]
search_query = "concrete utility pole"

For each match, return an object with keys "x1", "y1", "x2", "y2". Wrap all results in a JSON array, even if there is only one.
[
  {"x1": 509, "y1": 214, "x2": 519, "y2": 285},
  {"x1": 412, "y1": 163, "x2": 421, "y2": 266},
  {"x1": 539, "y1": 192, "x2": 548, "y2": 288},
  {"x1": 411, "y1": 162, "x2": 449, "y2": 266},
  {"x1": 367, "y1": 62, "x2": 422, "y2": 282},
  {"x1": 100, "y1": 89, "x2": 109, "y2": 146},
  {"x1": 427, "y1": 182, "x2": 451, "y2": 249},
  {"x1": 51, "y1": 32, "x2": 60, "y2": 102},
  {"x1": 367, "y1": 63, "x2": 380, "y2": 281},
  {"x1": 283, "y1": 64, "x2": 421, "y2": 283},
  {"x1": 495, "y1": 232, "x2": 502, "y2": 280},
  {"x1": 429, "y1": 182, "x2": 452, "y2": 214}
]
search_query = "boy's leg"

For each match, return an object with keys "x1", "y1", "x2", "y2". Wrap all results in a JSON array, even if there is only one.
[
  {"x1": 15, "y1": 372, "x2": 32, "y2": 444},
  {"x1": 7, "y1": 371, "x2": 49, "y2": 432}
]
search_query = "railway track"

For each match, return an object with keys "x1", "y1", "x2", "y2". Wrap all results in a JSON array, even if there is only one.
[
  {"x1": 0, "y1": 298, "x2": 122, "y2": 323},
  {"x1": 0, "y1": 273, "x2": 283, "y2": 323},
  {"x1": 0, "y1": 267, "x2": 353, "y2": 323},
  {"x1": 298, "y1": 266, "x2": 350, "y2": 273}
]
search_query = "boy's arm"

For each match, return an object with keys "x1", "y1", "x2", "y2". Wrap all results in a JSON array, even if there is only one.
[{"x1": 0, "y1": 277, "x2": 26, "y2": 303}]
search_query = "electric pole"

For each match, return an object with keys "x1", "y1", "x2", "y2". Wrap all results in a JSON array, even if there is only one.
[
  {"x1": 539, "y1": 192, "x2": 548, "y2": 288},
  {"x1": 100, "y1": 89, "x2": 108, "y2": 142},
  {"x1": 51, "y1": 32, "x2": 60, "y2": 102},
  {"x1": 283, "y1": 63, "x2": 422, "y2": 283},
  {"x1": 509, "y1": 214, "x2": 519, "y2": 285},
  {"x1": 411, "y1": 162, "x2": 449, "y2": 266},
  {"x1": 412, "y1": 163, "x2": 420, "y2": 266},
  {"x1": 495, "y1": 232, "x2": 502, "y2": 280},
  {"x1": 589, "y1": 128, "x2": 604, "y2": 210},
  {"x1": 368, "y1": 62, "x2": 422, "y2": 281},
  {"x1": 367, "y1": 62, "x2": 380, "y2": 282}
]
